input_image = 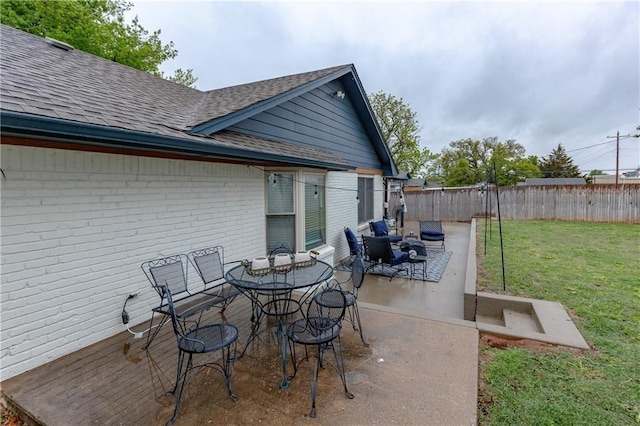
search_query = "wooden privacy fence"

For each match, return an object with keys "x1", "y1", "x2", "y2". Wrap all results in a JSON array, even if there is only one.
[{"x1": 389, "y1": 184, "x2": 639, "y2": 224}]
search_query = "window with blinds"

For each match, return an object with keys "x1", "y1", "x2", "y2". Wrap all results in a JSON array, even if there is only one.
[
  {"x1": 304, "y1": 174, "x2": 325, "y2": 250},
  {"x1": 358, "y1": 177, "x2": 374, "y2": 223},
  {"x1": 266, "y1": 173, "x2": 295, "y2": 252}
]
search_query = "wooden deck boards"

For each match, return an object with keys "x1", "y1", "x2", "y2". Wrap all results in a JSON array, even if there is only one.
[{"x1": 1, "y1": 296, "x2": 278, "y2": 426}]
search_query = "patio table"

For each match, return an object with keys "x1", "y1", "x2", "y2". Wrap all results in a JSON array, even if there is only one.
[{"x1": 225, "y1": 259, "x2": 334, "y2": 388}]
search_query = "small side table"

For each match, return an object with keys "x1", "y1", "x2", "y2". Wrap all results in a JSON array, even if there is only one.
[
  {"x1": 408, "y1": 255, "x2": 427, "y2": 280},
  {"x1": 399, "y1": 239, "x2": 428, "y2": 280}
]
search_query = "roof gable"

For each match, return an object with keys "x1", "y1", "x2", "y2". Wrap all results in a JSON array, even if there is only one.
[{"x1": 190, "y1": 65, "x2": 350, "y2": 131}]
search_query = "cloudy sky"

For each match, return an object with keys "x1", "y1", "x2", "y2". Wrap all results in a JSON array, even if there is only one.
[{"x1": 128, "y1": 1, "x2": 639, "y2": 173}]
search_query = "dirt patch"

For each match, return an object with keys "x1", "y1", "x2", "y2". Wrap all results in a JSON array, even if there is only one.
[
  {"x1": 480, "y1": 333, "x2": 559, "y2": 353},
  {"x1": 1, "y1": 405, "x2": 24, "y2": 426}
]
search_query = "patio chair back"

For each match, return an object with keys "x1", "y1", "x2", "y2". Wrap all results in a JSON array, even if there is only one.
[
  {"x1": 362, "y1": 235, "x2": 409, "y2": 281},
  {"x1": 188, "y1": 246, "x2": 224, "y2": 285},
  {"x1": 351, "y1": 253, "x2": 366, "y2": 291},
  {"x1": 419, "y1": 220, "x2": 446, "y2": 250},
  {"x1": 142, "y1": 254, "x2": 189, "y2": 301},
  {"x1": 316, "y1": 253, "x2": 369, "y2": 346},
  {"x1": 305, "y1": 288, "x2": 346, "y2": 338},
  {"x1": 344, "y1": 227, "x2": 362, "y2": 256},
  {"x1": 362, "y1": 235, "x2": 394, "y2": 265}
]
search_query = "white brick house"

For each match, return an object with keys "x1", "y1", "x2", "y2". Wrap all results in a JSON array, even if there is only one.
[{"x1": 0, "y1": 25, "x2": 396, "y2": 381}]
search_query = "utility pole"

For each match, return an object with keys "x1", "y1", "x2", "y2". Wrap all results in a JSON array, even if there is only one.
[{"x1": 607, "y1": 131, "x2": 632, "y2": 186}]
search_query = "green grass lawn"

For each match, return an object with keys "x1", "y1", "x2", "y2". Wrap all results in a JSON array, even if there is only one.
[{"x1": 476, "y1": 220, "x2": 640, "y2": 425}]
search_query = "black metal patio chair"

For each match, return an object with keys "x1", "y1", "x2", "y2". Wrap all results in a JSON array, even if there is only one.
[
  {"x1": 162, "y1": 285, "x2": 239, "y2": 425},
  {"x1": 315, "y1": 252, "x2": 369, "y2": 346},
  {"x1": 419, "y1": 220, "x2": 446, "y2": 250},
  {"x1": 362, "y1": 235, "x2": 410, "y2": 281},
  {"x1": 187, "y1": 245, "x2": 241, "y2": 311},
  {"x1": 285, "y1": 288, "x2": 353, "y2": 418},
  {"x1": 141, "y1": 253, "x2": 237, "y2": 349}
]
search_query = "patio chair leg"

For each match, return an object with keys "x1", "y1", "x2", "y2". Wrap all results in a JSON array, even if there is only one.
[
  {"x1": 167, "y1": 353, "x2": 193, "y2": 426},
  {"x1": 143, "y1": 312, "x2": 168, "y2": 350},
  {"x1": 223, "y1": 344, "x2": 239, "y2": 402},
  {"x1": 309, "y1": 346, "x2": 322, "y2": 418},
  {"x1": 350, "y1": 304, "x2": 369, "y2": 347},
  {"x1": 168, "y1": 351, "x2": 187, "y2": 396},
  {"x1": 331, "y1": 336, "x2": 354, "y2": 400}
]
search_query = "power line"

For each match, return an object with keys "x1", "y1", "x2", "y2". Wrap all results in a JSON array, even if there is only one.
[{"x1": 565, "y1": 139, "x2": 613, "y2": 153}]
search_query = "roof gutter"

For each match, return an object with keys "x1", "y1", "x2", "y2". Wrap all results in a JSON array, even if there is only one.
[{"x1": 0, "y1": 111, "x2": 352, "y2": 171}]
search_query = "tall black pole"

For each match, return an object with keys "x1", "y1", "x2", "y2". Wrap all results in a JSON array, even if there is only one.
[
  {"x1": 493, "y1": 161, "x2": 506, "y2": 291},
  {"x1": 483, "y1": 180, "x2": 489, "y2": 255}
]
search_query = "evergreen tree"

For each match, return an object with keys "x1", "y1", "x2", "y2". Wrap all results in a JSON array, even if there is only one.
[{"x1": 539, "y1": 144, "x2": 581, "y2": 178}]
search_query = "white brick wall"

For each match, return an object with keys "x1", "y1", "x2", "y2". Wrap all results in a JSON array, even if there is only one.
[
  {"x1": 325, "y1": 172, "x2": 384, "y2": 264},
  {"x1": 326, "y1": 171, "x2": 358, "y2": 263},
  {"x1": 0, "y1": 145, "x2": 268, "y2": 380}
]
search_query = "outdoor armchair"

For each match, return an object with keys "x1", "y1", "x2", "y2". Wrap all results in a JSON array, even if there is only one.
[
  {"x1": 419, "y1": 220, "x2": 446, "y2": 250},
  {"x1": 369, "y1": 219, "x2": 403, "y2": 243},
  {"x1": 362, "y1": 235, "x2": 410, "y2": 280}
]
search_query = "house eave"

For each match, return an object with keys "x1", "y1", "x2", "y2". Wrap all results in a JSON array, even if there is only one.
[{"x1": 0, "y1": 111, "x2": 353, "y2": 171}]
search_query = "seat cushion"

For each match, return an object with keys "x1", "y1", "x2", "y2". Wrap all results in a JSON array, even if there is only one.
[
  {"x1": 421, "y1": 231, "x2": 445, "y2": 241},
  {"x1": 387, "y1": 234, "x2": 403, "y2": 243},
  {"x1": 422, "y1": 230, "x2": 445, "y2": 237},
  {"x1": 370, "y1": 220, "x2": 388, "y2": 236},
  {"x1": 390, "y1": 249, "x2": 409, "y2": 266},
  {"x1": 344, "y1": 227, "x2": 362, "y2": 255}
]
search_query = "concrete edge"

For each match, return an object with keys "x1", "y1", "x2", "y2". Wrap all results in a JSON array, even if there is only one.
[
  {"x1": 464, "y1": 218, "x2": 478, "y2": 321},
  {"x1": 358, "y1": 300, "x2": 478, "y2": 329},
  {"x1": 476, "y1": 292, "x2": 590, "y2": 350}
]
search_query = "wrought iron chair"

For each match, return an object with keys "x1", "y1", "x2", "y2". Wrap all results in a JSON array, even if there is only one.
[
  {"x1": 419, "y1": 220, "x2": 446, "y2": 250},
  {"x1": 315, "y1": 252, "x2": 368, "y2": 346},
  {"x1": 187, "y1": 246, "x2": 241, "y2": 311},
  {"x1": 369, "y1": 219, "x2": 403, "y2": 243},
  {"x1": 362, "y1": 235, "x2": 410, "y2": 281},
  {"x1": 162, "y1": 284, "x2": 239, "y2": 425},
  {"x1": 142, "y1": 253, "x2": 236, "y2": 349},
  {"x1": 285, "y1": 288, "x2": 353, "y2": 418}
]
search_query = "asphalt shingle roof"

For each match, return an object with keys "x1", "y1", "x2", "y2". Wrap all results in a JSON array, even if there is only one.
[{"x1": 0, "y1": 25, "x2": 351, "y2": 168}]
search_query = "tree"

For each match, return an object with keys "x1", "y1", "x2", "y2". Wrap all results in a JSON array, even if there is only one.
[
  {"x1": 163, "y1": 68, "x2": 198, "y2": 89},
  {"x1": 0, "y1": 0, "x2": 197, "y2": 88},
  {"x1": 368, "y1": 91, "x2": 436, "y2": 178},
  {"x1": 538, "y1": 143, "x2": 581, "y2": 178},
  {"x1": 436, "y1": 137, "x2": 541, "y2": 186},
  {"x1": 589, "y1": 169, "x2": 607, "y2": 176}
]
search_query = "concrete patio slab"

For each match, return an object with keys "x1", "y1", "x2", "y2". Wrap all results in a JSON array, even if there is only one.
[{"x1": 172, "y1": 306, "x2": 479, "y2": 426}]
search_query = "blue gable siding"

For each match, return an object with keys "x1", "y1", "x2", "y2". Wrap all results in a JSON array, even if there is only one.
[{"x1": 227, "y1": 81, "x2": 383, "y2": 170}]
